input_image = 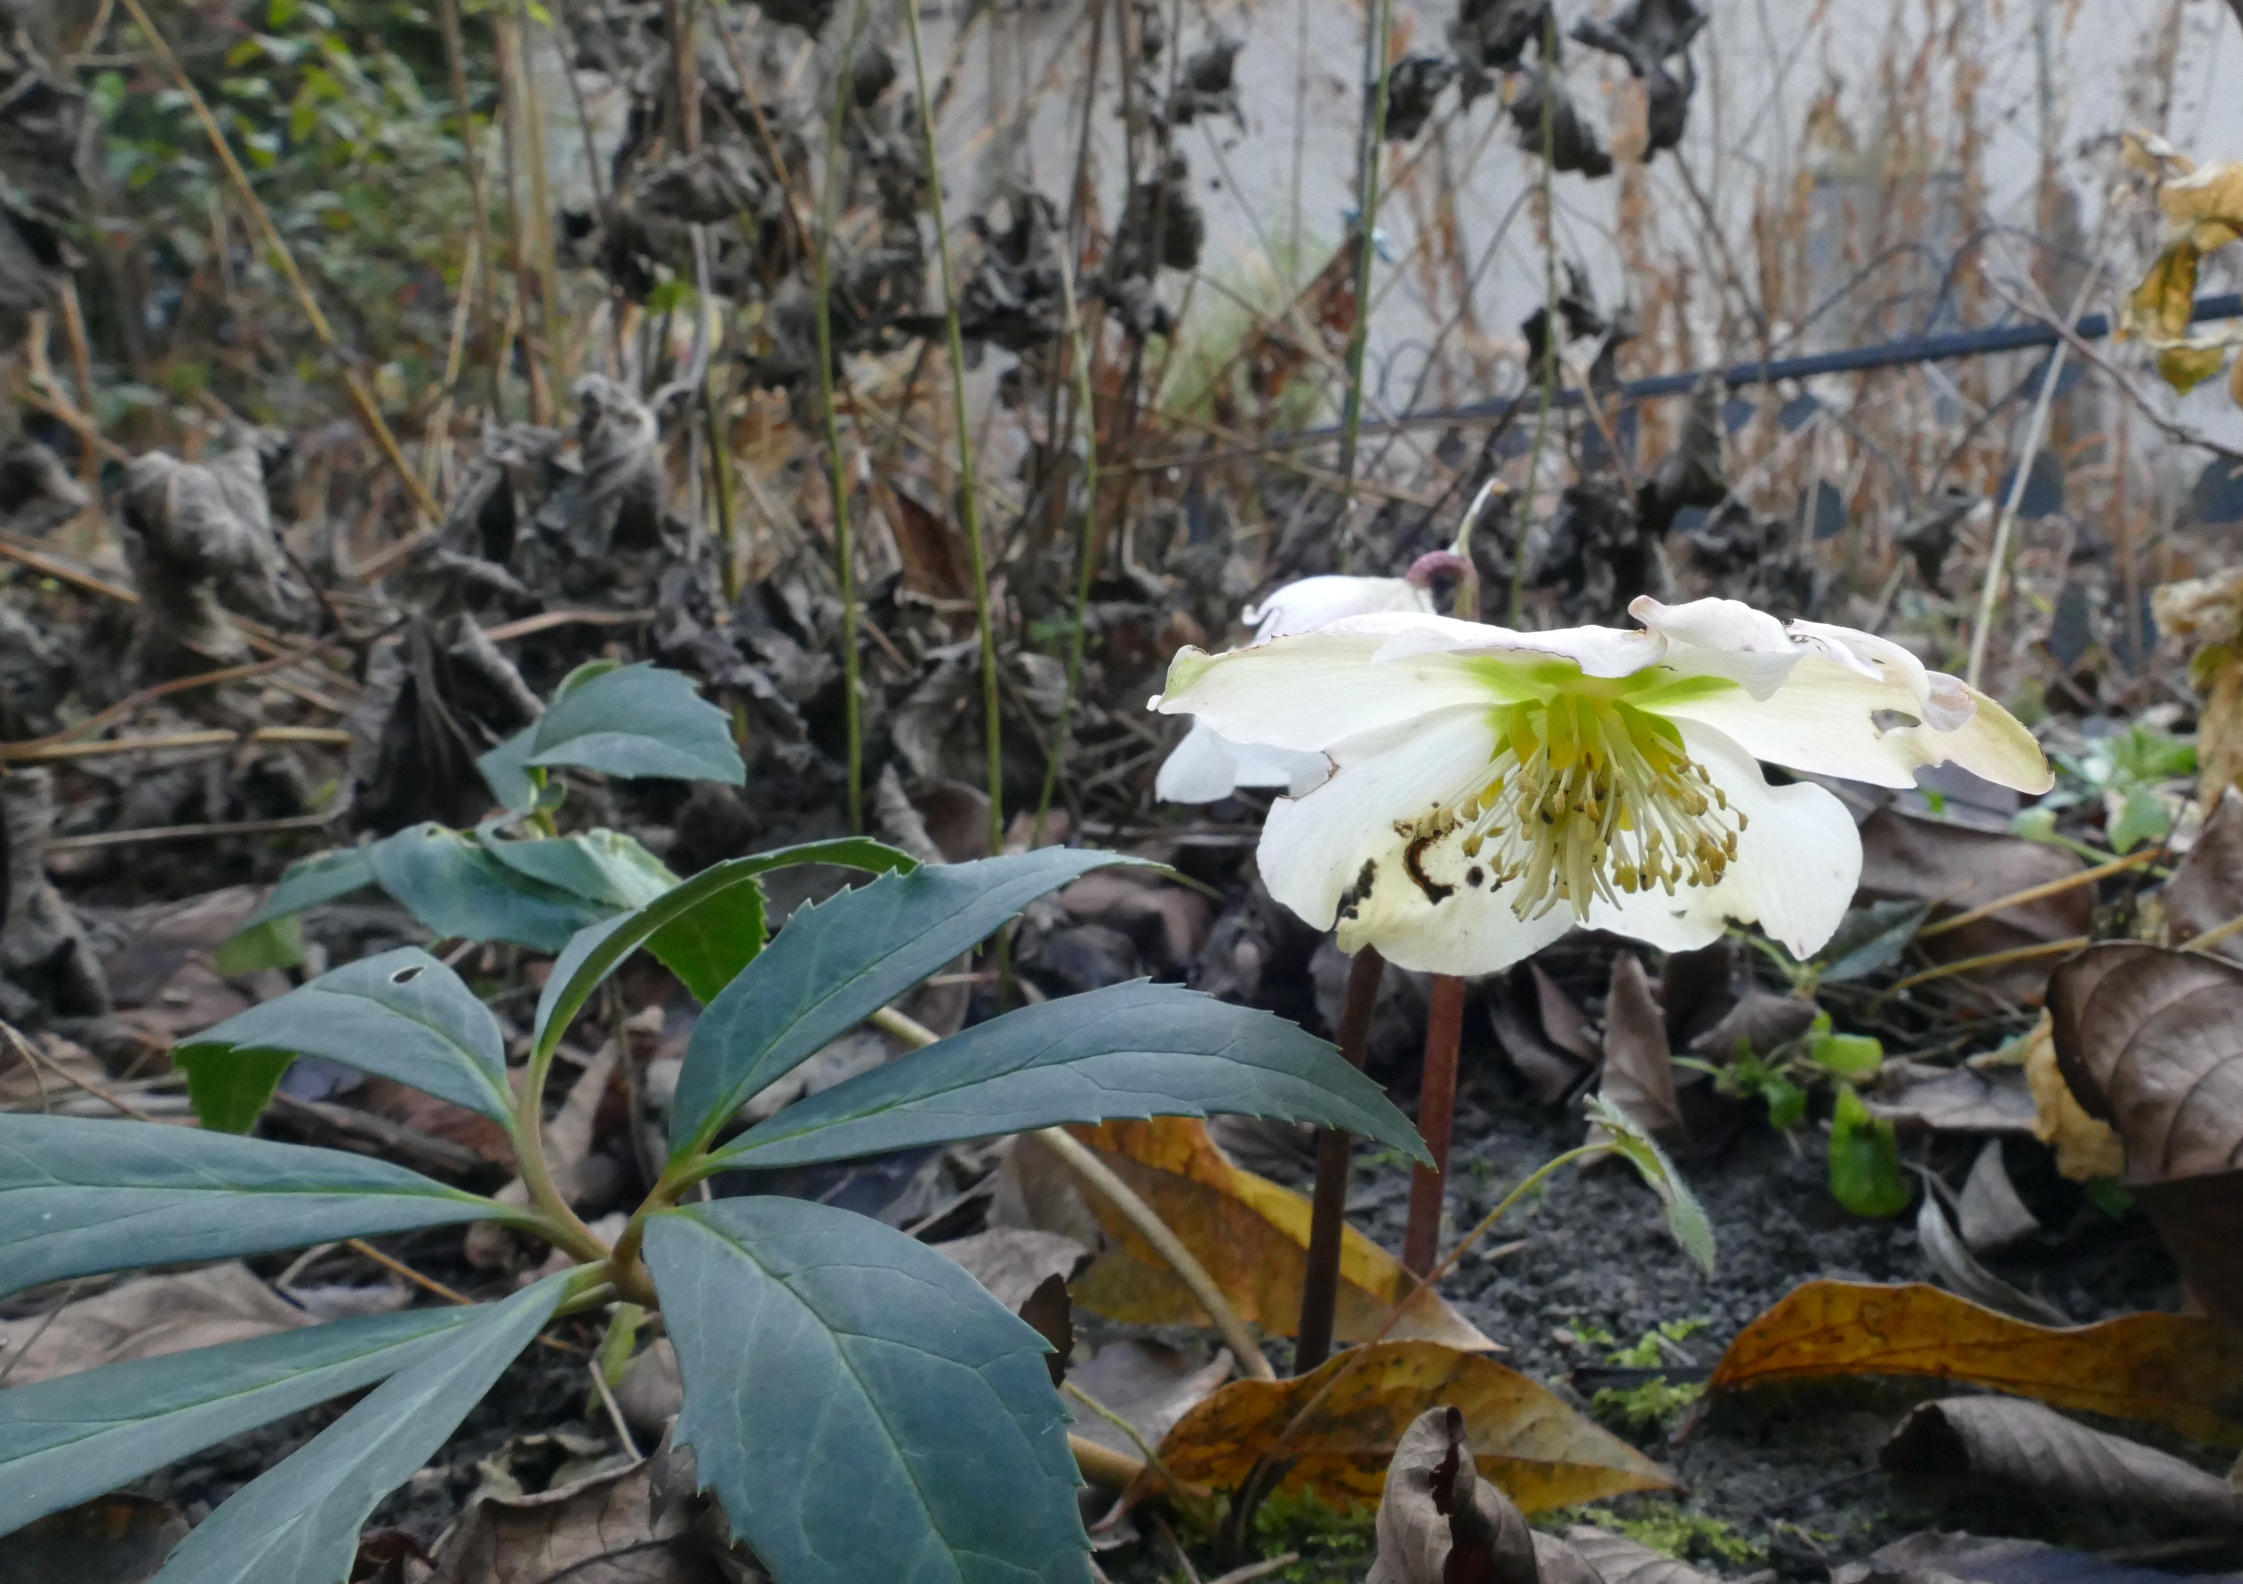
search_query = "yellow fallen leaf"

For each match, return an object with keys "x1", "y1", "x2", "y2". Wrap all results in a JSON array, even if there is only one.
[
  {"x1": 1156, "y1": 1339, "x2": 1676, "y2": 1510},
  {"x1": 1063, "y1": 1118, "x2": 1493, "y2": 1351},
  {"x1": 2020, "y1": 1010, "x2": 2124, "y2": 1181},
  {"x1": 1708, "y1": 1280, "x2": 2243, "y2": 1446}
]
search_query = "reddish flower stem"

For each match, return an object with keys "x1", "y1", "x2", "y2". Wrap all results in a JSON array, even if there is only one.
[
  {"x1": 1401, "y1": 973, "x2": 1466, "y2": 1275},
  {"x1": 1293, "y1": 946, "x2": 1384, "y2": 1374}
]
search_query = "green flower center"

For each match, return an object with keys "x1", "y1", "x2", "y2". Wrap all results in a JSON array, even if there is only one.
[{"x1": 1409, "y1": 687, "x2": 1747, "y2": 922}]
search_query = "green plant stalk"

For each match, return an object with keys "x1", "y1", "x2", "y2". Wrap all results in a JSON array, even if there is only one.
[
  {"x1": 1031, "y1": 253, "x2": 1101, "y2": 844},
  {"x1": 513, "y1": 1015, "x2": 621, "y2": 1270},
  {"x1": 434, "y1": 0, "x2": 501, "y2": 412},
  {"x1": 905, "y1": 0, "x2": 1006, "y2": 856},
  {"x1": 1332, "y1": 0, "x2": 1394, "y2": 572},
  {"x1": 1510, "y1": 11, "x2": 1560, "y2": 627},
  {"x1": 815, "y1": 0, "x2": 874, "y2": 832}
]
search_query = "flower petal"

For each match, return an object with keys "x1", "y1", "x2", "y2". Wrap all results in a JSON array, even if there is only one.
[
  {"x1": 1157, "y1": 721, "x2": 1332, "y2": 803},
  {"x1": 1653, "y1": 650, "x2": 2051, "y2": 792},
  {"x1": 1583, "y1": 720, "x2": 1862, "y2": 960},
  {"x1": 1257, "y1": 709, "x2": 1579, "y2": 975},
  {"x1": 1245, "y1": 575, "x2": 1431, "y2": 641},
  {"x1": 1339, "y1": 611, "x2": 1667, "y2": 677},
  {"x1": 1152, "y1": 630, "x2": 1500, "y2": 752}
]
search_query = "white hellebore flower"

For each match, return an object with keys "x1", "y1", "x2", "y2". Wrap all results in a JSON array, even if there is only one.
[
  {"x1": 1156, "y1": 574, "x2": 1435, "y2": 803},
  {"x1": 1151, "y1": 595, "x2": 2052, "y2": 976}
]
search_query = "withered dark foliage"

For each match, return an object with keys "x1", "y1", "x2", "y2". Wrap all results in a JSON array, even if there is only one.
[
  {"x1": 1383, "y1": 56, "x2": 1461, "y2": 142},
  {"x1": 1571, "y1": 0, "x2": 1706, "y2": 157},
  {"x1": 1448, "y1": 0, "x2": 1554, "y2": 79},
  {"x1": 1505, "y1": 77, "x2": 1613, "y2": 178},
  {"x1": 1163, "y1": 36, "x2": 1243, "y2": 129}
]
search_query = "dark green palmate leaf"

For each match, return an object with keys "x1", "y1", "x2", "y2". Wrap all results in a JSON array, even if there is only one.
[
  {"x1": 713, "y1": 980, "x2": 1428, "y2": 1171},
  {"x1": 0, "y1": 1117, "x2": 521, "y2": 1298},
  {"x1": 668, "y1": 849, "x2": 1134, "y2": 1158},
  {"x1": 148, "y1": 1275, "x2": 569, "y2": 1584},
  {"x1": 176, "y1": 949, "x2": 514, "y2": 1133},
  {"x1": 0, "y1": 1307, "x2": 480, "y2": 1534},
  {"x1": 367, "y1": 824, "x2": 611, "y2": 952},
  {"x1": 532, "y1": 837, "x2": 917, "y2": 1061},
  {"x1": 646, "y1": 1199, "x2": 1089, "y2": 1584},
  {"x1": 242, "y1": 847, "x2": 378, "y2": 930},
  {"x1": 526, "y1": 662, "x2": 744, "y2": 786}
]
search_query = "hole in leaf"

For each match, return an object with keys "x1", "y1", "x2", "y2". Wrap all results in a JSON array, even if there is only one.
[
  {"x1": 391, "y1": 965, "x2": 425, "y2": 984},
  {"x1": 1871, "y1": 709, "x2": 1921, "y2": 735}
]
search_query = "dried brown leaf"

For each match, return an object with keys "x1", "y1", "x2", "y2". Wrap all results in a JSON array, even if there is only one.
[
  {"x1": 2163, "y1": 788, "x2": 2243, "y2": 961},
  {"x1": 1365, "y1": 1407, "x2": 1539, "y2": 1584},
  {"x1": 0, "y1": 1494, "x2": 187, "y2": 1584},
  {"x1": 1857, "y1": 810, "x2": 2088, "y2": 999},
  {"x1": 1867, "y1": 1062, "x2": 2038, "y2": 1136},
  {"x1": 1600, "y1": 954, "x2": 1685, "y2": 1146},
  {"x1": 1562, "y1": 1526, "x2": 1727, "y2": 1584},
  {"x1": 931, "y1": 1227, "x2": 1092, "y2": 1314},
  {"x1": 2047, "y1": 942, "x2": 2243, "y2": 1323},
  {"x1": 0, "y1": 1263, "x2": 319, "y2": 1385},
  {"x1": 1157, "y1": 1340, "x2": 1676, "y2": 1510},
  {"x1": 1913, "y1": 1193, "x2": 2067, "y2": 1327},
  {"x1": 1707, "y1": 1280, "x2": 2243, "y2": 1446},
  {"x1": 1530, "y1": 964, "x2": 1600, "y2": 1064},
  {"x1": 428, "y1": 1458, "x2": 749, "y2": 1583},
  {"x1": 1066, "y1": 1340, "x2": 1233, "y2": 1461},
  {"x1": 1059, "y1": 1119, "x2": 1494, "y2": 1351},
  {"x1": 1882, "y1": 1396, "x2": 2243, "y2": 1529},
  {"x1": 1490, "y1": 972, "x2": 1591, "y2": 1106},
  {"x1": 1957, "y1": 1139, "x2": 2040, "y2": 1255}
]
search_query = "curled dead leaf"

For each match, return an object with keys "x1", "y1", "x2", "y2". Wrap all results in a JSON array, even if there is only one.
[
  {"x1": 1562, "y1": 1527, "x2": 1726, "y2": 1584},
  {"x1": 1058, "y1": 1119, "x2": 1493, "y2": 1351},
  {"x1": 1157, "y1": 1339, "x2": 1676, "y2": 1510},
  {"x1": 429, "y1": 1456, "x2": 763, "y2": 1583},
  {"x1": 1707, "y1": 1280, "x2": 2243, "y2": 1446},
  {"x1": 0, "y1": 1262, "x2": 354, "y2": 1385},
  {"x1": 1600, "y1": 953, "x2": 1686, "y2": 1147},
  {"x1": 1882, "y1": 1396, "x2": 2243, "y2": 1529},
  {"x1": 1366, "y1": 1407, "x2": 1540, "y2": 1584},
  {"x1": 2047, "y1": 942, "x2": 2243, "y2": 1325},
  {"x1": 2163, "y1": 788, "x2": 2243, "y2": 962}
]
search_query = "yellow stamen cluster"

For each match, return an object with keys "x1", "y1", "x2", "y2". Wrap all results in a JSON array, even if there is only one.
[{"x1": 1413, "y1": 694, "x2": 1746, "y2": 921}]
